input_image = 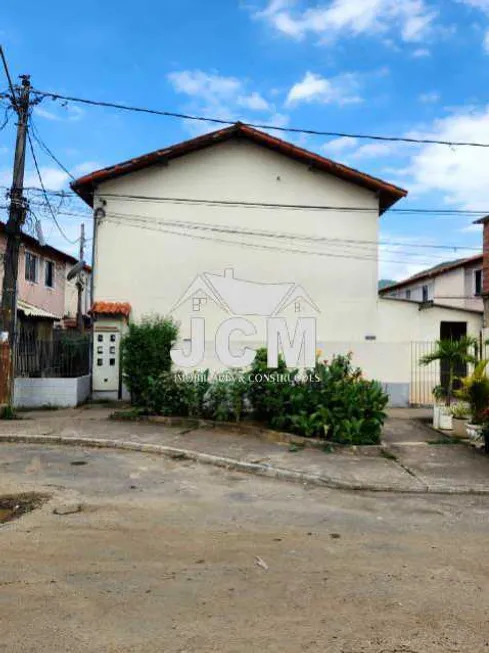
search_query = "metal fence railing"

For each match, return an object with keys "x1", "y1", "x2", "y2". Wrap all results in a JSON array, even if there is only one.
[{"x1": 14, "y1": 331, "x2": 91, "y2": 379}]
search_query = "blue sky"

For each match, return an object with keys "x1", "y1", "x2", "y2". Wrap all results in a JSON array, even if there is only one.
[{"x1": 1, "y1": 0, "x2": 489, "y2": 280}]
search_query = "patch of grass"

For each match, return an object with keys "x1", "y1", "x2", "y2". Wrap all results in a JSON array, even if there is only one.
[
  {"x1": 110, "y1": 407, "x2": 150, "y2": 421},
  {"x1": 427, "y1": 437, "x2": 462, "y2": 446},
  {"x1": 288, "y1": 443, "x2": 305, "y2": 453},
  {"x1": 322, "y1": 443, "x2": 335, "y2": 454},
  {"x1": 0, "y1": 405, "x2": 19, "y2": 420}
]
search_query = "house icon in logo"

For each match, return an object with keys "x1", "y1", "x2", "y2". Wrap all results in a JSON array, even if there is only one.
[{"x1": 170, "y1": 268, "x2": 320, "y2": 317}]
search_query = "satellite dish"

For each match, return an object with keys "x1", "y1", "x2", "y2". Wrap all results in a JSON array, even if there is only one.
[
  {"x1": 36, "y1": 220, "x2": 46, "y2": 247},
  {"x1": 67, "y1": 260, "x2": 85, "y2": 281}
]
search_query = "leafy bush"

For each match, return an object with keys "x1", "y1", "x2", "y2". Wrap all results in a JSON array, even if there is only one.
[
  {"x1": 121, "y1": 319, "x2": 388, "y2": 445},
  {"x1": 203, "y1": 372, "x2": 250, "y2": 422},
  {"x1": 455, "y1": 360, "x2": 489, "y2": 424},
  {"x1": 142, "y1": 371, "x2": 210, "y2": 418},
  {"x1": 246, "y1": 351, "x2": 388, "y2": 445},
  {"x1": 121, "y1": 316, "x2": 178, "y2": 405}
]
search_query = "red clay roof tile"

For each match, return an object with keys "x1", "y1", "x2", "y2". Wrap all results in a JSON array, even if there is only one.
[
  {"x1": 91, "y1": 301, "x2": 131, "y2": 317},
  {"x1": 71, "y1": 123, "x2": 407, "y2": 214}
]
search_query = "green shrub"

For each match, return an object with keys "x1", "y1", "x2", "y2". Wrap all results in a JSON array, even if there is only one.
[
  {"x1": 247, "y1": 352, "x2": 388, "y2": 445},
  {"x1": 121, "y1": 325, "x2": 388, "y2": 445},
  {"x1": 121, "y1": 316, "x2": 178, "y2": 405},
  {"x1": 203, "y1": 372, "x2": 249, "y2": 422},
  {"x1": 142, "y1": 370, "x2": 211, "y2": 418},
  {"x1": 246, "y1": 348, "x2": 299, "y2": 430}
]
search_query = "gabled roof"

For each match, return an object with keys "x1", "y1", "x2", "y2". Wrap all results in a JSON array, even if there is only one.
[
  {"x1": 71, "y1": 123, "x2": 407, "y2": 214},
  {"x1": 379, "y1": 254, "x2": 483, "y2": 294}
]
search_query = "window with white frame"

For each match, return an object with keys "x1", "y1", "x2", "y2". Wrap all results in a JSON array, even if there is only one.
[
  {"x1": 25, "y1": 252, "x2": 38, "y2": 283},
  {"x1": 294, "y1": 301, "x2": 301, "y2": 313},
  {"x1": 45, "y1": 260, "x2": 55, "y2": 288}
]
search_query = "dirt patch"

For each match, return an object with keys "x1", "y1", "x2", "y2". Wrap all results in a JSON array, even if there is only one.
[{"x1": 0, "y1": 493, "x2": 47, "y2": 524}]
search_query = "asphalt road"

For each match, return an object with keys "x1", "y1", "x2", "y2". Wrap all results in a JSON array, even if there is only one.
[{"x1": 0, "y1": 442, "x2": 488, "y2": 653}]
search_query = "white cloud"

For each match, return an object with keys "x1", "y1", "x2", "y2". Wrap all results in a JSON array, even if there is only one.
[
  {"x1": 2, "y1": 161, "x2": 101, "y2": 193},
  {"x1": 34, "y1": 104, "x2": 84, "y2": 122},
  {"x1": 286, "y1": 71, "x2": 362, "y2": 106},
  {"x1": 458, "y1": 0, "x2": 489, "y2": 51},
  {"x1": 411, "y1": 47, "x2": 431, "y2": 57},
  {"x1": 350, "y1": 142, "x2": 396, "y2": 159},
  {"x1": 167, "y1": 70, "x2": 242, "y2": 100},
  {"x1": 379, "y1": 235, "x2": 478, "y2": 280},
  {"x1": 167, "y1": 69, "x2": 283, "y2": 135},
  {"x1": 254, "y1": 0, "x2": 437, "y2": 44},
  {"x1": 402, "y1": 106, "x2": 489, "y2": 210},
  {"x1": 322, "y1": 136, "x2": 358, "y2": 154},
  {"x1": 237, "y1": 92, "x2": 270, "y2": 111},
  {"x1": 419, "y1": 91, "x2": 440, "y2": 103}
]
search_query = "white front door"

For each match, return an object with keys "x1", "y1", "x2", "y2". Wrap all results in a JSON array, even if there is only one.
[{"x1": 93, "y1": 330, "x2": 121, "y2": 393}]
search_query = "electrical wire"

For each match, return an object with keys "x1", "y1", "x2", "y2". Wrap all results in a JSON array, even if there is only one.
[
  {"x1": 26, "y1": 130, "x2": 78, "y2": 244},
  {"x1": 30, "y1": 87, "x2": 489, "y2": 149},
  {"x1": 102, "y1": 213, "x2": 470, "y2": 267},
  {"x1": 20, "y1": 198, "x2": 482, "y2": 254},
  {"x1": 6, "y1": 185, "x2": 489, "y2": 217},
  {"x1": 0, "y1": 46, "x2": 20, "y2": 115},
  {"x1": 101, "y1": 208, "x2": 481, "y2": 254},
  {"x1": 30, "y1": 119, "x2": 75, "y2": 180}
]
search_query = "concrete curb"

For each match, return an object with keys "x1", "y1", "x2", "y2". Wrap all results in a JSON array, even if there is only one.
[{"x1": 1, "y1": 433, "x2": 488, "y2": 496}]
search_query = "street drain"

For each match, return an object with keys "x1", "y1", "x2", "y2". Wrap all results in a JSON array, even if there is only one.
[
  {"x1": 0, "y1": 493, "x2": 47, "y2": 524},
  {"x1": 70, "y1": 461, "x2": 88, "y2": 466}
]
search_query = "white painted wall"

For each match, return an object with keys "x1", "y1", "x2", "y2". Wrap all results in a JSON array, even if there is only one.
[
  {"x1": 14, "y1": 375, "x2": 91, "y2": 408},
  {"x1": 93, "y1": 139, "x2": 380, "y2": 342}
]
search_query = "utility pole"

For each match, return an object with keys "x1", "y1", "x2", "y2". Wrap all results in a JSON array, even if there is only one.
[
  {"x1": 0, "y1": 70, "x2": 31, "y2": 408},
  {"x1": 76, "y1": 223, "x2": 85, "y2": 333}
]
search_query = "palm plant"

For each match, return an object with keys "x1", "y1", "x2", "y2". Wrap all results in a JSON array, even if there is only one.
[
  {"x1": 455, "y1": 359, "x2": 489, "y2": 424},
  {"x1": 420, "y1": 337, "x2": 477, "y2": 406}
]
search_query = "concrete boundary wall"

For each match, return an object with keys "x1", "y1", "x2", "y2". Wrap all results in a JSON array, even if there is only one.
[{"x1": 14, "y1": 375, "x2": 91, "y2": 409}]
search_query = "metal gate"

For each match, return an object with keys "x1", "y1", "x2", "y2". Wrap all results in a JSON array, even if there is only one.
[{"x1": 410, "y1": 341, "x2": 438, "y2": 406}]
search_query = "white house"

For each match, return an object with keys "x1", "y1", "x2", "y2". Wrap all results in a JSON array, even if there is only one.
[
  {"x1": 72, "y1": 123, "x2": 483, "y2": 405},
  {"x1": 379, "y1": 255, "x2": 483, "y2": 312}
]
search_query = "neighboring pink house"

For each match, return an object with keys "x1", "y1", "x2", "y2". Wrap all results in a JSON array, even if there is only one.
[{"x1": 0, "y1": 222, "x2": 91, "y2": 337}]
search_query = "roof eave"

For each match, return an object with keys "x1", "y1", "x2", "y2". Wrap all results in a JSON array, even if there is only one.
[{"x1": 71, "y1": 123, "x2": 408, "y2": 212}]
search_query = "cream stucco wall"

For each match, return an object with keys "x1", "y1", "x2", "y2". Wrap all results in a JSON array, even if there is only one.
[
  {"x1": 93, "y1": 139, "x2": 380, "y2": 342},
  {"x1": 89, "y1": 138, "x2": 484, "y2": 405}
]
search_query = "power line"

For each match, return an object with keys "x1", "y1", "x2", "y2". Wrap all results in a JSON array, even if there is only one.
[
  {"x1": 26, "y1": 130, "x2": 78, "y2": 244},
  {"x1": 102, "y1": 208, "x2": 481, "y2": 254},
  {"x1": 31, "y1": 87, "x2": 489, "y2": 149},
  {"x1": 95, "y1": 191, "x2": 489, "y2": 216},
  {"x1": 103, "y1": 213, "x2": 470, "y2": 267},
  {"x1": 20, "y1": 197, "x2": 482, "y2": 253},
  {"x1": 0, "y1": 45, "x2": 20, "y2": 114},
  {"x1": 10, "y1": 186, "x2": 489, "y2": 216},
  {"x1": 30, "y1": 119, "x2": 75, "y2": 180}
]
